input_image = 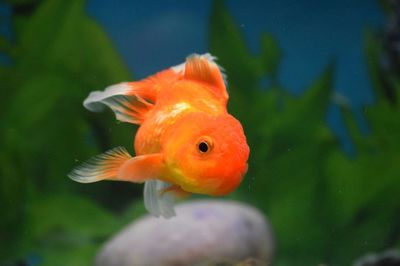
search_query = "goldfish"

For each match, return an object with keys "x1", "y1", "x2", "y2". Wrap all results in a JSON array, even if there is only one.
[{"x1": 69, "y1": 54, "x2": 249, "y2": 218}]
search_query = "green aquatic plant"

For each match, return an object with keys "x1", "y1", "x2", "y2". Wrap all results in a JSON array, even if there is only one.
[
  {"x1": 210, "y1": 0, "x2": 400, "y2": 265},
  {"x1": 1, "y1": 0, "x2": 399, "y2": 265},
  {"x1": 323, "y1": 4, "x2": 400, "y2": 263},
  {"x1": 210, "y1": 0, "x2": 337, "y2": 265},
  {"x1": 0, "y1": 0, "x2": 144, "y2": 264}
]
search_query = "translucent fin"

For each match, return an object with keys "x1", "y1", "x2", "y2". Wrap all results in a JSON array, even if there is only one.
[
  {"x1": 83, "y1": 82, "x2": 154, "y2": 125},
  {"x1": 83, "y1": 54, "x2": 226, "y2": 125},
  {"x1": 68, "y1": 147, "x2": 131, "y2": 183},
  {"x1": 117, "y1": 153, "x2": 164, "y2": 183},
  {"x1": 144, "y1": 180, "x2": 176, "y2": 219},
  {"x1": 171, "y1": 53, "x2": 228, "y2": 87},
  {"x1": 200, "y1": 53, "x2": 228, "y2": 87}
]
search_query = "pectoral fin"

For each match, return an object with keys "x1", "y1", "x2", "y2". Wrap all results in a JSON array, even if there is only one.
[
  {"x1": 68, "y1": 147, "x2": 132, "y2": 183},
  {"x1": 69, "y1": 147, "x2": 164, "y2": 183},
  {"x1": 117, "y1": 153, "x2": 165, "y2": 182}
]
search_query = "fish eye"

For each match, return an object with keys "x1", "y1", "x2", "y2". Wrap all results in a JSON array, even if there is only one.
[
  {"x1": 196, "y1": 137, "x2": 213, "y2": 154},
  {"x1": 198, "y1": 141, "x2": 209, "y2": 153}
]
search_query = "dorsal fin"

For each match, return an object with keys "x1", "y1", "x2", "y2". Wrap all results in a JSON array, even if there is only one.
[{"x1": 183, "y1": 54, "x2": 229, "y2": 101}]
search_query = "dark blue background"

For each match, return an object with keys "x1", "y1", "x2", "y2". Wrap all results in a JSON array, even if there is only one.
[
  {"x1": 1, "y1": 0, "x2": 385, "y2": 151},
  {"x1": 85, "y1": 0, "x2": 384, "y2": 151}
]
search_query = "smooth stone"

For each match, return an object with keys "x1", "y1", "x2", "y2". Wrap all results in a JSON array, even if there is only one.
[
  {"x1": 353, "y1": 249, "x2": 400, "y2": 266},
  {"x1": 96, "y1": 200, "x2": 274, "y2": 266}
]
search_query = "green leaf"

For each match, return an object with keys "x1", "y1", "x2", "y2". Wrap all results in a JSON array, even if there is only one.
[
  {"x1": 209, "y1": 0, "x2": 261, "y2": 91},
  {"x1": 209, "y1": 2, "x2": 338, "y2": 264},
  {"x1": 0, "y1": 0, "x2": 135, "y2": 260},
  {"x1": 28, "y1": 194, "x2": 119, "y2": 239},
  {"x1": 26, "y1": 194, "x2": 120, "y2": 266},
  {"x1": 364, "y1": 29, "x2": 397, "y2": 104},
  {"x1": 16, "y1": 0, "x2": 130, "y2": 82},
  {"x1": 260, "y1": 32, "x2": 281, "y2": 78}
]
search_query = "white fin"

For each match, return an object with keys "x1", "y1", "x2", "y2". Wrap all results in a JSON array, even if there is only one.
[
  {"x1": 202, "y1": 53, "x2": 228, "y2": 86},
  {"x1": 144, "y1": 180, "x2": 176, "y2": 219},
  {"x1": 171, "y1": 53, "x2": 228, "y2": 87},
  {"x1": 68, "y1": 147, "x2": 132, "y2": 183},
  {"x1": 84, "y1": 83, "x2": 130, "y2": 112},
  {"x1": 83, "y1": 82, "x2": 153, "y2": 124}
]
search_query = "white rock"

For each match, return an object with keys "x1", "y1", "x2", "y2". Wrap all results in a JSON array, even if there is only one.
[{"x1": 96, "y1": 200, "x2": 274, "y2": 266}]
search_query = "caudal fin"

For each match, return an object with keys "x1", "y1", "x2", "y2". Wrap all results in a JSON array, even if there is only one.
[
  {"x1": 69, "y1": 147, "x2": 132, "y2": 183},
  {"x1": 83, "y1": 53, "x2": 227, "y2": 125},
  {"x1": 83, "y1": 68, "x2": 180, "y2": 125},
  {"x1": 83, "y1": 83, "x2": 154, "y2": 125}
]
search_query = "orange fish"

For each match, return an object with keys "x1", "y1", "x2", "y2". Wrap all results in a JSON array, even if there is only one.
[{"x1": 69, "y1": 54, "x2": 249, "y2": 218}]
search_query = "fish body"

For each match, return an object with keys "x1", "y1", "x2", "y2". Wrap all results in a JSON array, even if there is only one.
[{"x1": 69, "y1": 54, "x2": 249, "y2": 217}]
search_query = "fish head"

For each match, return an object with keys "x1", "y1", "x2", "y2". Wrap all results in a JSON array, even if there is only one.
[{"x1": 163, "y1": 112, "x2": 249, "y2": 196}]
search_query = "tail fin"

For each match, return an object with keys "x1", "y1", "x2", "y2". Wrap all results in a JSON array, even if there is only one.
[
  {"x1": 83, "y1": 83, "x2": 154, "y2": 125},
  {"x1": 83, "y1": 53, "x2": 226, "y2": 125},
  {"x1": 69, "y1": 147, "x2": 131, "y2": 183},
  {"x1": 83, "y1": 67, "x2": 181, "y2": 125}
]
